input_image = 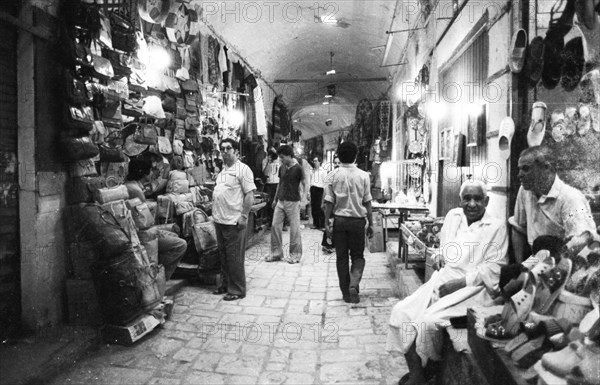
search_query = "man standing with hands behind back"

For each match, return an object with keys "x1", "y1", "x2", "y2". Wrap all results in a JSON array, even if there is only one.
[
  {"x1": 323, "y1": 142, "x2": 373, "y2": 304},
  {"x1": 212, "y1": 138, "x2": 256, "y2": 301}
]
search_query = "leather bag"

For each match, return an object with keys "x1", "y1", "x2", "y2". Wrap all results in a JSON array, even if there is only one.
[
  {"x1": 66, "y1": 176, "x2": 106, "y2": 205},
  {"x1": 157, "y1": 136, "x2": 172, "y2": 155},
  {"x1": 91, "y1": 53, "x2": 114, "y2": 79},
  {"x1": 94, "y1": 184, "x2": 129, "y2": 204},
  {"x1": 126, "y1": 198, "x2": 155, "y2": 230},
  {"x1": 110, "y1": 12, "x2": 136, "y2": 53},
  {"x1": 64, "y1": 136, "x2": 99, "y2": 160},
  {"x1": 77, "y1": 203, "x2": 132, "y2": 259},
  {"x1": 65, "y1": 105, "x2": 94, "y2": 132},
  {"x1": 192, "y1": 220, "x2": 217, "y2": 252},
  {"x1": 133, "y1": 121, "x2": 158, "y2": 145},
  {"x1": 64, "y1": 69, "x2": 91, "y2": 105},
  {"x1": 69, "y1": 159, "x2": 98, "y2": 177}
]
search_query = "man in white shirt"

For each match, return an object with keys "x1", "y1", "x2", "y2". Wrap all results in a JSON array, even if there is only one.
[
  {"x1": 212, "y1": 138, "x2": 256, "y2": 301},
  {"x1": 386, "y1": 180, "x2": 508, "y2": 385},
  {"x1": 510, "y1": 146, "x2": 596, "y2": 262},
  {"x1": 323, "y1": 142, "x2": 373, "y2": 304}
]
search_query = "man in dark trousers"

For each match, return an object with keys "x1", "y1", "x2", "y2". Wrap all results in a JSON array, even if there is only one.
[
  {"x1": 212, "y1": 138, "x2": 256, "y2": 301},
  {"x1": 323, "y1": 142, "x2": 373, "y2": 303}
]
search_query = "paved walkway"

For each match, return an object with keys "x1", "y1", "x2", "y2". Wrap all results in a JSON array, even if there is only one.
[{"x1": 47, "y1": 226, "x2": 408, "y2": 385}]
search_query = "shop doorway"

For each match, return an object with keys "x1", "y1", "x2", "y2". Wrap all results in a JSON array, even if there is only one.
[
  {"x1": 437, "y1": 26, "x2": 488, "y2": 216},
  {"x1": 0, "y1": 5, "x2": 21, "y2": 339}
]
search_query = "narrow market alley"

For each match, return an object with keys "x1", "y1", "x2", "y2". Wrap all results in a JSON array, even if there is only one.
[{"x1": 43, "y1": 226, "x2": 407, "y2": 385}]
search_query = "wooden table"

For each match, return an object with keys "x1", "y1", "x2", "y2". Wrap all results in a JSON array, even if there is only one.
[{"x1": 372, "y1": 203, "x2": 429, "y2": 268}]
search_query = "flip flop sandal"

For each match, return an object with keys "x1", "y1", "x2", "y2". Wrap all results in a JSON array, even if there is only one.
[
  {"x1": 565, "y1": 106, "x2": 579, "y2": 136},
  {"x1": 534, "y1": 257, "x2": 573, "y2": 315},
  {"x1": 577, "y1": 104, "x2": 592, "y2": 135},
  {"x1": 503, "y1": 274, "x2": 538, "y2": 337},
  {"x1": 527, "y1": 36, "x2": 545, "y2": 85},
  {"x1": 528, "y1": 250, "x2": 555, "y2": 282},
  {"x1": 561, "y1": 37, "x2": 585, "y2": 92},
  {"x1": 509, "y1": 29, "x2": 528, "y2": 74},
  {"x1": 527, "y1": 101, "x2": 548, "y2": 147},
  {"x1": 551, "y1": 110, "x2": 567, "y2": 142}
]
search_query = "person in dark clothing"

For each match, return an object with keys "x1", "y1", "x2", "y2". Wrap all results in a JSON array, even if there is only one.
[{"x1": 268, "y1": 145, "x2": 306, "y2": 264}]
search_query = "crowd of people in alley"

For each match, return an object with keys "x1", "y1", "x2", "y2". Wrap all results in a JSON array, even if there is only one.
[{"x1": 133, "y1": 138, "x2": 599, "y2": 385}]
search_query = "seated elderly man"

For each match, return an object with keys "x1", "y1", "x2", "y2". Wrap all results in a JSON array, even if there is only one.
[{"x1": 386, "y1": 180, "x2": 508, "y2": 385}]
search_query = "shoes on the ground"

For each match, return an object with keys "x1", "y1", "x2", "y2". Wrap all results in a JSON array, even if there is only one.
[
  {"x1": 287, "y1": 258, "x2": 300, "y2": 264},
  {"x1": 223, "y1": 293, "x2": 245, "y2": 301},
  {"x1": 265, "y1": 256, "x2": 281, "y2": 262},
  {"x1": 212, "y1": 287, "x2": 227, "y2": 295},
  {"x1": 348, "y1": 287, "x2": 360, "y2": 304}
]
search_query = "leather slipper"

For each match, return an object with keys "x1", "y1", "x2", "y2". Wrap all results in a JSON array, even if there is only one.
[
  {"x1": 551, "y1": 110, "x2": 566, "y2": 142},
  {"x1": 577, "y1": 104, "x2": 592, "y2": 135},
  {"x1": 542, "y1": 25, "x2": 565, "y2": 89},
  {"x1": 561, "y1": 37, "x2": 585, "y2": 92},
  {"x1": 565, "y1": 106, "x2": 579, "y2": 136},
  {"x1": 527, "y1": 36, "x2": 545, "y2": 85},
  {"x1": 498, "y1": 117, "x2": 515, "y2": 159},
  {"x1": 509, "y1": 29, "x2": 528, "y2": 73},
  {"x1": 527, "y1": 101, "x2": 548, "y2": 147}
]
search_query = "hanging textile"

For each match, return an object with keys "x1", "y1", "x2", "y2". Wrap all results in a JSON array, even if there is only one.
[
  {"x1": 254, "y1": 86, "x2": 268, "y2": 136},
  {"x1": 207, "y1": 36, "x2": 220, "y2": 86},
  {"x1": 200, "y1": 33, "x2": 209, "y2": 84},
  {"x1": 218, "y1": 45, "x2": 228, "y2": 74},
  {"x1": 379, "y1": 99, "x2": 391, "y2": 141}
]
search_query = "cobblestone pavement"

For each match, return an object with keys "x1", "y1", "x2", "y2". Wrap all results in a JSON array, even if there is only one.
[{"x1": 49, "y1": 226, "x2": 408, "y2": 385}]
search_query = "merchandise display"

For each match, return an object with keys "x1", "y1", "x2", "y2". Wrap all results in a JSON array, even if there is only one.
[{"x1": 60, "y1": 0, "x2": 268, "y2": 341}]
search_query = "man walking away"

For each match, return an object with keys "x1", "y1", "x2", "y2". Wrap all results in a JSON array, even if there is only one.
[{"x1": 323, "y1": 142, "x2": 373, "y2": 303}]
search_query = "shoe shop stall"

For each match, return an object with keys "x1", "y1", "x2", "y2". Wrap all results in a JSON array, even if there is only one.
[
  {"x1": 52, "y1": 0, "x2": 270, "y2": 344},
  {"x1": 465, "y1": 1, "x2": 600, "y2": 384}
]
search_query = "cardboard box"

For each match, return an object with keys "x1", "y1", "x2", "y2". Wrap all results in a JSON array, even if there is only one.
[{"x1": 102, "y1": 313, "x2": 160, "y2": 346}]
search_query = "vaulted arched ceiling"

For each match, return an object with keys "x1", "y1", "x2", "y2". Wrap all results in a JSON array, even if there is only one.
[{"x1": 195, "y1": 0, "x2": 408, "y2": 139}]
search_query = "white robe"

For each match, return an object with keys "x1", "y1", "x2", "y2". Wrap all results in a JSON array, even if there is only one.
[{"x1": 386, "y1": 208, "x2": 508, "y2": 365}]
